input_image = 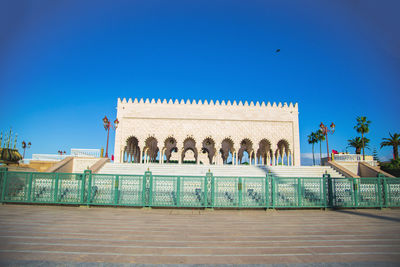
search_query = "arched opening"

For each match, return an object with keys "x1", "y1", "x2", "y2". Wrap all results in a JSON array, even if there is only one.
[
  {"x1": 124, "y1": 136, "x2": 140, "y2": 163},
  {"x1": 144, "y1": 137, "x2": 159, "y2": 163},
  {"x1": 201, "y1": 137, "x2": 216, "y2": 164},
  {"x1": 220, "y1": 138, "x2": 234, "y2": 164},
  {"x1": 238, "y1": 139, "x2": 253, "y2": 164},
  {"x1": 163, "y1": 137, "x2": 178, "y2": 163},
  {"x1": 276, "y1": 139, "x2": 290, "y2": 166},
  {"x1": 256, "y1": 139, "x2": 271, "y2": 165},
  {"x1": 182, "y1": 137, "x2": 197, "y2": 164}
]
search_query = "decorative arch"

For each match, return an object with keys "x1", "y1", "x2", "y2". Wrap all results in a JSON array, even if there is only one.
[
  {"x1": 220, "y1": 138, "x2": 234, "y2": 164},
  {"x1": 256, "y1": 139, "x2": 272, "y2": 165},
  {"x1": 163, "y1": 136, "x2": 178, "y2": 163},
  {"x1": 276, "y1": 139, "x2": 291, "y2": 166},
  {"x1": 201, "y1": 137, "x2": 216, "y2": 164},
  {"x1": 124, "y1": 136, "x2": 140, "y2": 163},
  {"x1": 238, "y1": 138, "x2": 253, "y2": 164},
  {"x1": 144, "y1": 136, "x2": 159, "y2": 163},
  {"x1": 182, "y1": 137, "x2": 198, "y2": 163}
]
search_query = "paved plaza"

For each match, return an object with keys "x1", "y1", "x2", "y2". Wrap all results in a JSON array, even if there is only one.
[{"x1": 0, "y1": 205, "x2": 399, "y2": 266}]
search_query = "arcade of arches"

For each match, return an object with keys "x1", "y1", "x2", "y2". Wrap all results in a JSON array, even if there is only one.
[{"x1": 123, "y1": 136, "x2": 293, "y2": 166}]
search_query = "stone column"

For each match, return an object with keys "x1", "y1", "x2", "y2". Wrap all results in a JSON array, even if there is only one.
[
  {"x1": 235, "y1": 151, "x2": 238, "y2": 166},
  {"x1": 178, "y1": 148, "x2": 183, "y2": 164},
  {"x1": 139, "y1": 146, "x2": 143, "y2": 164}
]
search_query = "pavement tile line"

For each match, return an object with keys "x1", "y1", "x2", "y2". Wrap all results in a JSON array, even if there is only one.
[
  {"x1": 1, "y1": 230, "x2": 398, "y2": 239},
  {"x1": 1, "y1": 221, "x2": 398, "y2": 228},
  {"x1": 0, "y1": 249, "x2": 400, "y2": 257},
  {"x1": 1, "y1": 236, "x2": 400, "y2": 243},
  {"x1": 5, "y1": 241, "x2": 400, "y2": 249}
]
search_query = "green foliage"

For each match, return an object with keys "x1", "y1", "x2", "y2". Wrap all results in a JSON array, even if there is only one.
[
  {"x1": 380, "y1": 132, "x2": 400, "y2": 160},
  {"x1": 307, "y1": 131, "x2": 318, "y2": 165},
  {"x1": 380, "y1": 159, "x2": 400, "y2": 177},
  {"x1": 354, "y1": 116, "x2": 371, "y2": 135},
  {"x1": 372, "y1": 148, "x2": 380, "y2": 162},
  {"x1": 315, "y1": 129, "x2": 325, "y2": 142},
  {"x1": 315, "y1": 129, "x2": 325, "y2": 165},
  {"x1": 347, "y1": 137, "x2": 370, "y2": 154},
  {"x1": 354, "y1": 116, "x2": 371, "y2": 160}
]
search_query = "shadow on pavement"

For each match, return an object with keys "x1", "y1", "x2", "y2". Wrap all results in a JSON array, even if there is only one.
[{"x1": 335, "y1": 209, "x2": 400, "y2": 223}]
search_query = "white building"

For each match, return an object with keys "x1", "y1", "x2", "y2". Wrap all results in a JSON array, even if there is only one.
[{"x1": 114, "y1": 98, "x2": 301, "y2": 166}]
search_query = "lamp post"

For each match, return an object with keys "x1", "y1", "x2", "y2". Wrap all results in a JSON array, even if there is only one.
[
  {"x1": 103, "y1": 116, "x2": 119, "y2": 158},
  {"x1": 21, "y1": 141, "x2": 31, "y2": 159},
  {"x1": 320, "y1": 122, "x2": 335, "y2": 161}
]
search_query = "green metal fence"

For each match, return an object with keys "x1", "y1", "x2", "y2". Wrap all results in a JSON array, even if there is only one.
[{"x1": 0, "y1": 168, "x2": 399, "y2": 208}]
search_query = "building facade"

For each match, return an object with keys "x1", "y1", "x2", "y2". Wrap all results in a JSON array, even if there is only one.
[{"x1": 114, "y1": 98, "x2": 301, "y2": 166}]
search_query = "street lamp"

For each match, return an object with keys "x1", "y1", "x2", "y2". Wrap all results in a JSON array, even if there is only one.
[
  {"x1": 21, "y1": 141, "x2": 31, "y2": 159},
  {"x1": 103, "y1": 116, "x2": 119, "y2": 158},
  {"x1": 320, "y1": 122, "x2": 335, "y2": 161}
]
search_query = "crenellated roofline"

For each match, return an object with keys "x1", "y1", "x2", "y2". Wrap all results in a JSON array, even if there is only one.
[{"x1": 117, "y1": 98, "x2": 298, "y2": 110}]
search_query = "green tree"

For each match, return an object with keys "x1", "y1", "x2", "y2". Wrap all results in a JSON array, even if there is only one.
[
  {"x1": 380, "y1": 133, "x2": 400, "y2": 160},
  {"x1": 347, "y1": 137, "x2": 370, "y2": 154},
  {"x1": 372, "y1": 147, "x2": 380, "y2": 162},
  {"x1": 315, "y1": 129, "x2": 325, "y2": 165},
  {"x1": 354, "y1": 116, "x2": 371, "y2": 160},
  {"x1": 307, "y1": 132, "x2": 318, "y2": 165}
]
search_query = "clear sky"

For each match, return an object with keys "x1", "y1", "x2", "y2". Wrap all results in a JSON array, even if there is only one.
[{"x1": 1, "y1": 0, "x2": 399, "y2": 164}]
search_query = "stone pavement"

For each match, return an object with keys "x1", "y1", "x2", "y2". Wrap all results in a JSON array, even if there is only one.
[{"x1": 0, "y1": 205, "x2": 399, "y2": 266}]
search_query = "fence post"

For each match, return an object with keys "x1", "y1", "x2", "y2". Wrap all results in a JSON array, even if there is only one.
[
  {"x1": 205, "y1": 171, "x2": 214, "y2": 208},
  {"x1": 176, "y1": 176, "x2": 181, "y2": 207},
  {"x1": 1, "y1": 168, "x2": 8, "y2": 203},
  {"x1": 271, "y1": 175, "x2": 275, "y2": 209},
  {"x1": 377, "y1": 174, "x2": 385, "y2": 208},
  {"x1": 114, "y1": 175, "x2": 120, "y2": 205},
  {"x1": 143, "y1": 170, "x2": 152, "y2": 207},
  {"x1": 265, "y1": 174, "x2": 269, "y2": 209},
  {"x1": 377, "y1": 175, "x2": 382, "y2": 209},
  {"x1": 353, "y1": 178, "x2": 359, "y2": 208},
  {"x1": 83, "y1": 170, "x2": 91, "y2": 205},
  {"x1": 297, "y1": 178, "x2": 302, "y2": 207},
  {"x1": 322, "y1": 174, "x2": 327, "y2": 209},
  {"x1": 324, "y1": 174, "x2": 332, "y2": 208},
  {"x1": 238, "y1": 177, "x2": 242, "y2": 208},
  {"x1": 54, "y1": 173, "x2": 59, "y2": 203},
  {"x1": 27, "y1": 172, "x2": 33, "y2": 202},
  {"x1": 383, "y1": 177, "x2": 389, "y2": 208}
]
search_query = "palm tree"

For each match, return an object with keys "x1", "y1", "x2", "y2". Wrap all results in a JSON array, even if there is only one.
[
  {"x1": 307, "y1": 132, "x2": 318, "y2": 165},
  {"x1": 354, "y1": 116, "x2": 371, "y2": 160},
  {"x1": 347, "y1": 137, "x2": 370, "y2": 154},
  {"x1": 315, "y1": 129, "x2": 325, "y2": 165},
  {"x1": 380, "y1": 133, "x2": 400, "y2": 160}
]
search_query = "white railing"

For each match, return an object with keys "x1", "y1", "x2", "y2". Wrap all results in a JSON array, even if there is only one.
[
  {"x1": 332, "y1": 154, "x2": 377, "y2": 166},
  {"x1": 31, "y1": 154, "x2": 69, "y2": 161},
  {"x1": 71, "y1": 149, "x2": 100, "y2": 158}
]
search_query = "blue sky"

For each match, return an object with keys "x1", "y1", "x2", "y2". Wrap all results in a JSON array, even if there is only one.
[{"x1": 0, "y1": 0, "x2": 399, "y2": 164}]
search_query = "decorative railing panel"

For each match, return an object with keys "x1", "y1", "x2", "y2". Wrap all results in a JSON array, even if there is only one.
[
  {"x1": 301, "y1": 178, "x2": 325, "y2": 207},
  {"x1": 57, "y1": 174, "x2": 82, "y2": 204},
  {"x1": 241, "y1": 177, "x2": 267, "y2": 207},
  {"x1": 151, "y1": 176, "x2": 178, "y2": 206},
  {"x1": 118, "y1": 175, "x2": 144, "y2": 206},
  {"x1": 213, "y1": 177, "x2": 240, "y2": 207},
  {"x1": 331, "y1": 178, "x2": 354, "y2": 207},
  {"x1": 1, "y1": 170, "x2": 399, "y2": 209},
  {"x1": 386, "y1": 178, "x2": 400, "y2": 207}
]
